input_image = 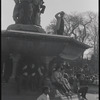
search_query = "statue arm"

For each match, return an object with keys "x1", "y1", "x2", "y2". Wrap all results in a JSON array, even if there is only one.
[
  {"x1": 40, "y1": 5, "x2": 46, "y2": 14},
  {"x1": 55, "y1": 11, "x2": 65, "y2": 19},
  {"x1": 55, "y1": 11, "x2": 63, "y2": 19}
]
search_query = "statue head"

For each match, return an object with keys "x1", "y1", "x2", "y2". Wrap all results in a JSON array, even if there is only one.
[
  {"x1": 60, "y1": 11, "x2": 65, "y2": 18},
  {"x1": 14, "y1": 0, "x2": 19, "y2": 4}
]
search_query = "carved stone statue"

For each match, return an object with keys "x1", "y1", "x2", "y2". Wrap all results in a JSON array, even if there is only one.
[
  {"x1": 13, "y1": 0, "x2": 46, "y2": 26},
  {"x1": 9, "y1": 0, "x2": 46, "y2": 33},
  {"x1": 31, "y1": 0, "x2": 46, "y2": 26},
  {"x1": 13, "y1": 0, "x2": 33, "y2": 24}
]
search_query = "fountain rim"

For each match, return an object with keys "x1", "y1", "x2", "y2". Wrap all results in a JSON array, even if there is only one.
[{"x1": 1, "y1": 30, "x2": 91, "y2": 49}]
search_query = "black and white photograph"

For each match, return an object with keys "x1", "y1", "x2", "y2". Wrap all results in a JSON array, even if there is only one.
[{"x1": 1, "y1": 0, "x2": 99, "y2": 100}]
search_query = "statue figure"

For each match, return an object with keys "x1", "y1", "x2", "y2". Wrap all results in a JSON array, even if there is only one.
[
  {"x1": 55, "y1": 11, "x2": 65, "y2": 35},
  {"x1": 31, "y1": 0, "x2": 46, "y2": 26},
  {"x1": 13, "y1": 0, "x2": 33, "y2": 24},
  {"x1": 13, "y1": 0, "x2": 46, "y2": 26}
]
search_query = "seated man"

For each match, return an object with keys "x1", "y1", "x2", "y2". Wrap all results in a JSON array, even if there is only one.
[
  {"x1": 60, "y1": 68, "x2": 72, "y2": 93},
  {"x1": 51, "y1": 66, "x2": 72, "y2": 99}
]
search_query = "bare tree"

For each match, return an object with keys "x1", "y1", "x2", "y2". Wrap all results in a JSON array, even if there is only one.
[
  {"x1": 46, "y1": 19, "x2": 56, "y2": 34},
  {"x1": 46, "y1": 11, "x2": 98, "y2": 57},
  {"x1": 46, "y1": 11, "x2": 98, "y2": 73}
]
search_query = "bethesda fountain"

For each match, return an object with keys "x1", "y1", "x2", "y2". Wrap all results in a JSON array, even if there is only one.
[{"x1": 1, "y1": 0, "x2": 90, "y2": 82}]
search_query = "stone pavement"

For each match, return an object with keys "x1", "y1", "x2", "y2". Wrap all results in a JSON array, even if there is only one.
[
  {"x1": 53, "y1": 92, "x2": 99, "y2": 100},
  {"x1": 1, "y1": 79, "x2": 99, "y2": 100},
  {"x1": 2, "y1": 93, "x2": 99, "y2": 100},
  {"x1": 86, "y1": 93, "x2": 99, "y2": 100}
]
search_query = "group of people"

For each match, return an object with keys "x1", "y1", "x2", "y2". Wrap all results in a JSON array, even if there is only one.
[
  {"x1": 2, "y1": 53, "x2": 88, "y2": 99},
  {"x1": 13, "y1": 0, "x2": 46, "y2": 26},
  {"x1": 50, "y1": 63, "x2": 88, "y2": 100},
  {"x1": 37, "y1": 63, "x2": 88, "y2": 100},
  {"x1": 51, "y1": 64, "x2": 72, "y2": 99}
]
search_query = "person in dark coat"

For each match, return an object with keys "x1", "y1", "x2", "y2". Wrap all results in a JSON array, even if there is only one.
[
  {"x1": 51, "y1": 66, "x2": 72, "y2": 99},
  {"x1": 73, "y1": 74, "x2": 88, "y2": 100}
]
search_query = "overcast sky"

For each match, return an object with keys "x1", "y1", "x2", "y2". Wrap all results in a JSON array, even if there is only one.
[{"x1": 1, "y1": 0, "x2": 98, "y2": 30}]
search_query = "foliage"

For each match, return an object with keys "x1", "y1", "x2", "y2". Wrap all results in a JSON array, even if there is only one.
[{"x1": 46, "y1": 11, "x2": 98, "y2": 73}]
